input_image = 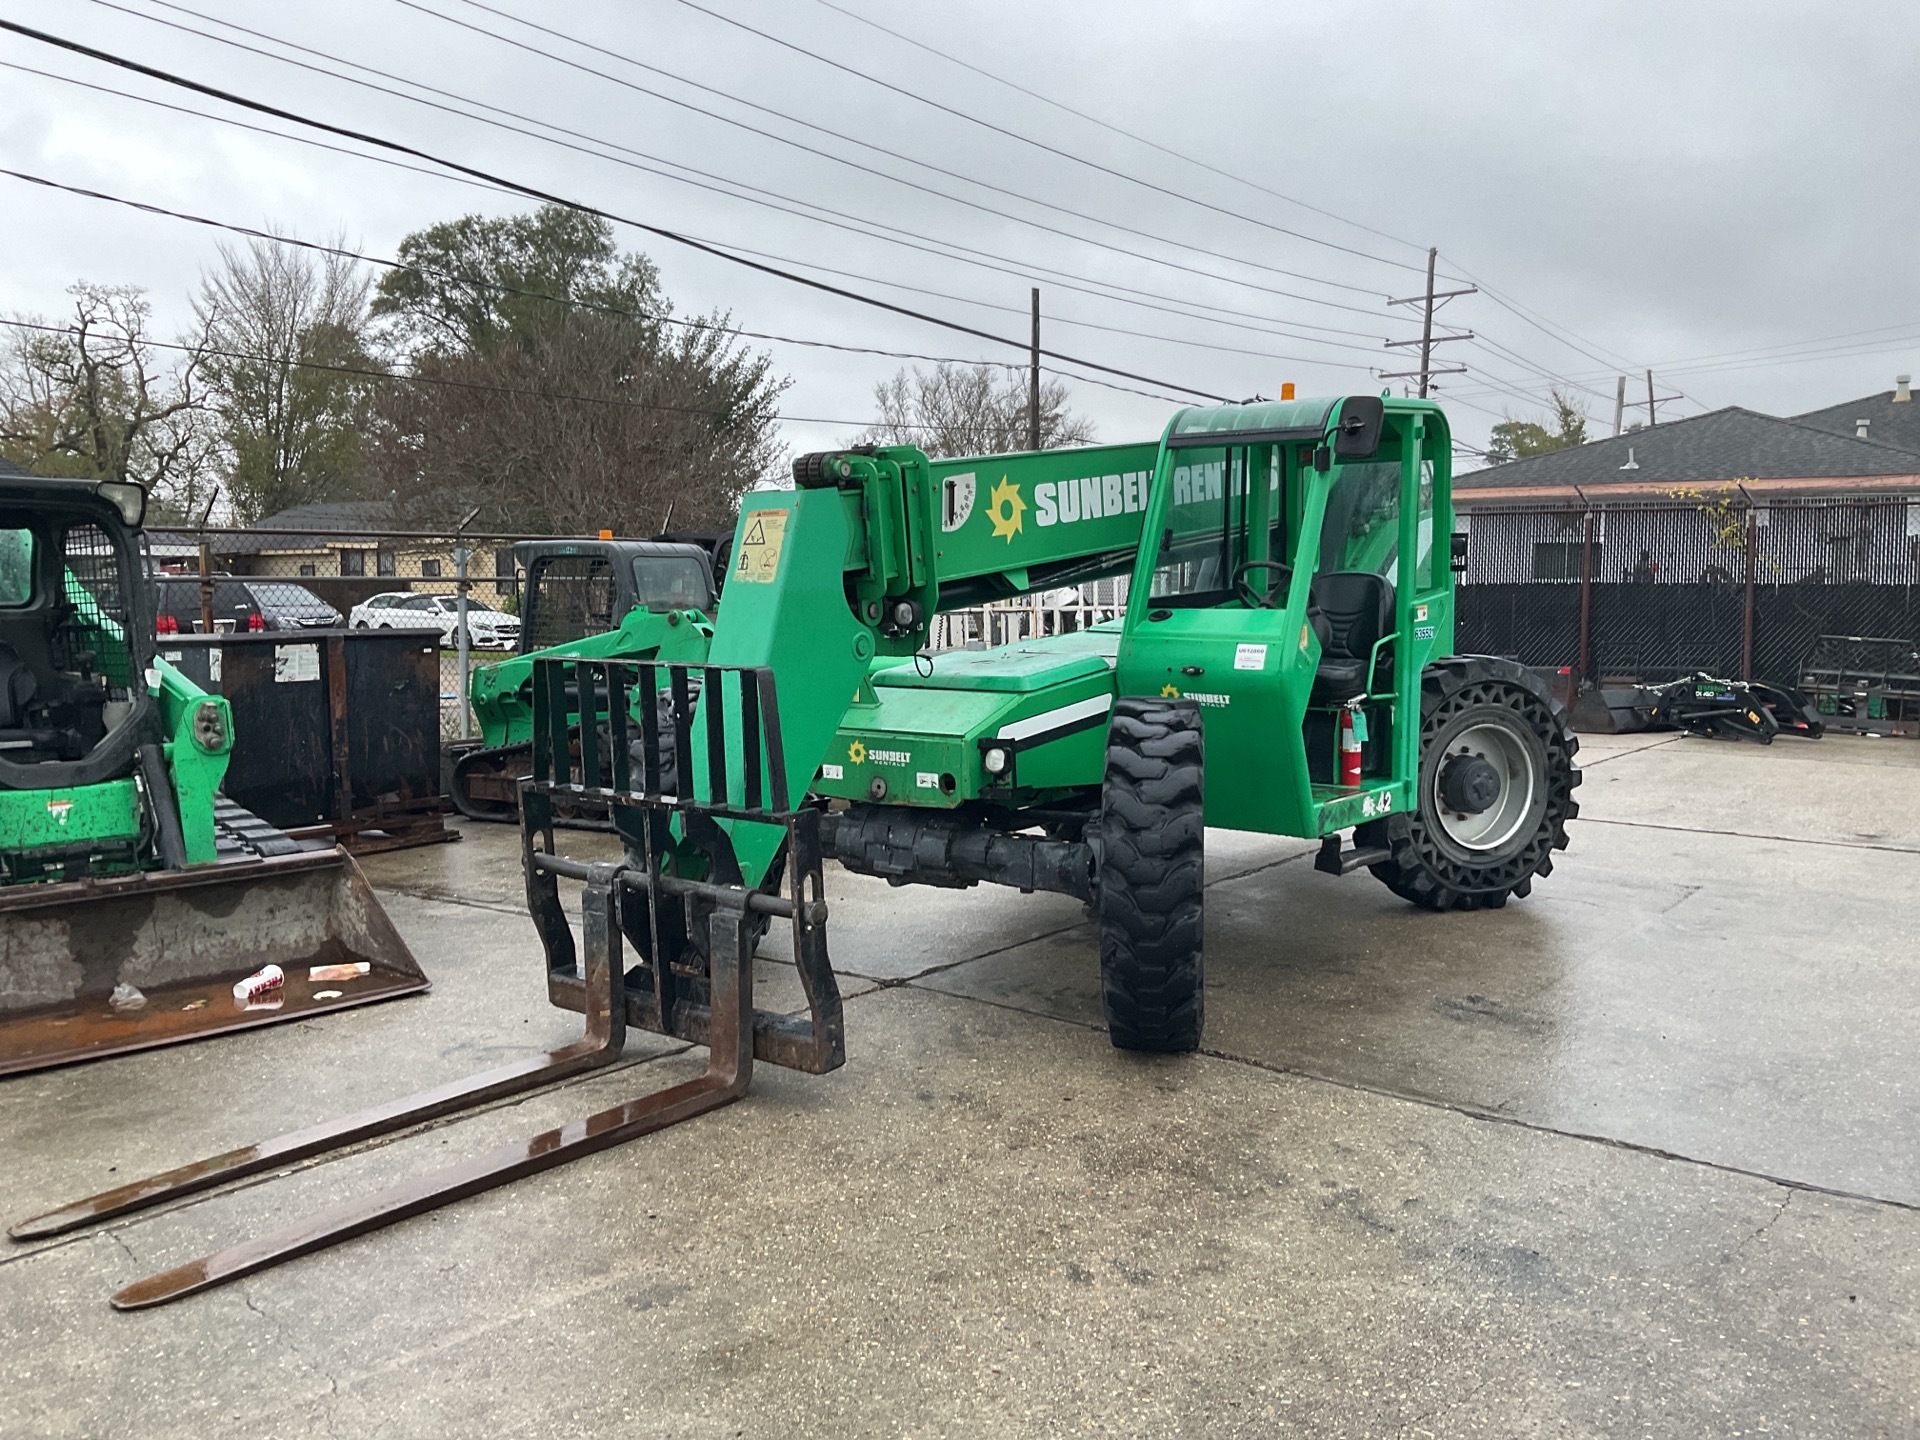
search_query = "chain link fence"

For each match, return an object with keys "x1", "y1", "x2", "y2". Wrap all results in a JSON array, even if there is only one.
[
  {"x1": 163, "y1": 499, "x2": 1919, "y2": 739},
  {"x1": 147, "y1": 525, "x2": 1136, "y2": 740},
  {"x1": 1458, "y1": 499, "x2": 1920, "y2": 724}
]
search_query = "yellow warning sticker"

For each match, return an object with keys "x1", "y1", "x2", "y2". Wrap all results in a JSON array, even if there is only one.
[{"x1": 732, "y1": 509, "x2": 789, "y2": 585}]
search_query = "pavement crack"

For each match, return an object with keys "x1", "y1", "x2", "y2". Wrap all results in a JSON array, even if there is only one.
[
  {"x1": 1733, "y1": 1189, "x2": 1794, "y2": 1255},
  {"x1": 860, "y1": 917, "x2": 1093, "y2": 988},
  {"x1": 1574, "y1": 735, "x2": 1686, "y2": 768},
  {"x1": 108, "y1": 1227, "x2": 139, "y2": 1267},
  {"x1": 1197, "y1": 1043, "x2": 1920, "y2": 1216},
  {"x1": 1581, "y1": 815, "x2": 1920, "y2": 855}
]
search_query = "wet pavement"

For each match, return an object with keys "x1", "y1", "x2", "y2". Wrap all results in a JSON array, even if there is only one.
[{"x1": 2, "y1": 732, "x2": 1916, "y2": 1436}]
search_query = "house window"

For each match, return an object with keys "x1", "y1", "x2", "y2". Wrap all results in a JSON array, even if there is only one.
[
  {"x1": 298, "y1": 563, "x2": 316, "y2": 578},
  {"x1": 421, "y1": 558, "x2": 443, "y2": 579},
  {"x1": 1532, "y1": 541, "x2": 1585, "y2": 581},
  {"x1": 340, "y1": 549, "x2": 367, "y2": 577},
  {"x1": 377, "y1": 549, "x2": 397, "y2": 577}
]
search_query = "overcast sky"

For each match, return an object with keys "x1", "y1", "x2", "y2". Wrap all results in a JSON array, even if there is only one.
[{"x1": 3, "y1": 0, "x2": 1917, "y2": 471}]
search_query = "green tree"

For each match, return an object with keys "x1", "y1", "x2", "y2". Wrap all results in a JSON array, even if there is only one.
[
  {"x1": 0, "y1": 283, "x2": 217, "y2": 515},
  {"x1": 368, "y1": 206, "x2": 785, "y2": 534},
  {"x1": 1483, "y1": 388, "x2": 1589, "y2": 467},
  {"x1": 854, "y1": 363, "x2": 1095, "y2": 458},
  {"x1": 194, "y1": 235, "x2": 382, "y2": 523},
  {"x1": 371, "y1": 206, "x2": 663, "y2": 358}
]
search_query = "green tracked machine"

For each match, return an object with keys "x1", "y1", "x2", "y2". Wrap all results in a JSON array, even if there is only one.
[
  {"x1": 25, "y1": 395, "x2": 1581, "y2": 1308},
  {"x1": 0, "y1": 473, "x2": 424, "y2": 1077},
  {"x1": 449, "y1": 536, "x2": 724, "y2": 821}
]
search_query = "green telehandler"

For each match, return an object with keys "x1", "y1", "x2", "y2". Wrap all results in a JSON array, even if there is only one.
[
  {"x1": 448, "y1": 536, "x2": 724, "y2": 821},
  {"x1": 26, "y1": 396, "x2": 1580, "y2": 1308},
  {"x1": 0, "y1": 473, "x2": 425, "y2": 1077}
]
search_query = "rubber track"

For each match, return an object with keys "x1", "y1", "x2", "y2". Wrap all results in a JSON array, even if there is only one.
[
  {"x1": 1095, "y1": 697, "x2": 1205, "y2": 1052},
  {"x1": 1357, "y1": 656, "x2": 1582, "y2": 911},
  {"x1": 212, "y1": 797, "x2": 304, "y2": 858}
]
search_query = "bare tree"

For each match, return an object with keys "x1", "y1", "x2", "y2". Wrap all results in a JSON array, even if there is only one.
[
  {"x1": 853, "y1": 363, "x2": 1095, "y2": 459},
  {"x1": 194, "y1": 235, "x2": 381, "y2": 523},
  {"x1": 0, "y1": 283, "x2": 217, "y2": 514}
]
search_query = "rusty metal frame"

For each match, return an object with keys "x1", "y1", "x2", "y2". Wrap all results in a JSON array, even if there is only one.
[{"x1": 14, "y1": 658, "x2": 840, "y2": 1308}]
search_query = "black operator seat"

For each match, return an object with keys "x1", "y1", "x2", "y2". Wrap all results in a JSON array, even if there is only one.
[
  {"x1": 0, "y1": 641, "x2": 39, "y2": 728},
  {"x1": 1309, "y1": 571, "x2": 1394, "y2": 704}
]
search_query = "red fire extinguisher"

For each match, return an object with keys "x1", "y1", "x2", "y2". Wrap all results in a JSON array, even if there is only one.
[{"x1": 1339, "y1": 704, "x2": 1364, "y2": 788}]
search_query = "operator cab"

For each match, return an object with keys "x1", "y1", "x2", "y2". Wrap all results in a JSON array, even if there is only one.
[
  {"x1": 512, "y1": 539, "x2": 719, "y2": 655},
  {"x1": 0, "y1": 476, "x2": 152, "y2": 782},
  {"x1": 1123, "y1": 395, "x2": 1447, "y2": 826}
]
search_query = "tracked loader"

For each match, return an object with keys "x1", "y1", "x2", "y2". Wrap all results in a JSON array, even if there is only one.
[
  {"x1": 449, "y1": 536, "x2": 724, "y2": 821},
  {"x1": 23, "y1": 395, "x2": 1578, "y2": 1307},
  {"x1": 0, "y1": 474, "x2": 424, "y2": 1077}
]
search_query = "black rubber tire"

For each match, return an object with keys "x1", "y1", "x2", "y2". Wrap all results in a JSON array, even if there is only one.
[
  {"x1": 1357, "y1": 657, "x2": 1580, "y2": 911},
  {"x1": 1095, "y1": 696, "x2": 1205, "y2": 1053}
]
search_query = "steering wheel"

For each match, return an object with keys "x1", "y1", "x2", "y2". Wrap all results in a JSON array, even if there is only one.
[{"x1": 1231, "y1": 559, "x2": 1291, "y2": 610}]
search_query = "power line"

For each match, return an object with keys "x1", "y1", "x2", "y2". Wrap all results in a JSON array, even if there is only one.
[
  {"x1": 0, "y1": 18, "x2": 1232, "y2": 403},
  {"x1": 396, "y1": 0, "x2": 1393, "y2": 302},
  {"x1": 5, "y1": 46, "x2": 1393, "y2": 381},
  {"x1": 669, "y1": 0, "x2": 1433, "y2": 281},
  {"x1": 90, "y1": 0, "x2": 1399, "y2": 332},
  {"x1": 806, "y1": 0, "x2": 1435, "y2": 263},
  {"x1": 691, "y1": 236, "x2": 1389, "y2": 362},
  {"x1": 0, "y1": 172, "x2": 1198, "y2": 409}
]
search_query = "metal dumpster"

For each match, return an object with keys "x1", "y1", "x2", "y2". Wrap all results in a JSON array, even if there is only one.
[{"x1": 157, "y1": 629, "x2": 455, "y2": 852}]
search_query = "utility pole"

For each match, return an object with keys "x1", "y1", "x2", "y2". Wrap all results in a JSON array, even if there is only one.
[
  {"x1": 1613, "y1": 376, "x2": 1627, "y2": 436},
  {"x1": 1028, "y1": 287, "x2": 1041, "y2": 451},
  {"x1": 1384, "y1": 247, "x2": 1476, "y2": 396},
  {"x1": 1643, "y1": 369, "x2": 1680, "y2": 427}
]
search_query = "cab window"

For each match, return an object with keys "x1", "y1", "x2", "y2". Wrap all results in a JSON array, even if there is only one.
[
  {"x1": 1315, "y1": 461, "x2": 1400, "y2": 579},
  {"x1": 0, "y1": 528, "x2": 32, "y2": 605},
  {"x1": 1148, "y1": 445, "x2": 1286, "y2": 607}
]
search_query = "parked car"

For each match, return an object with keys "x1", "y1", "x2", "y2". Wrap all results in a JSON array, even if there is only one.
[
  {"x1": 152, "y1": 575, "x2": 342, "y2": 634},
  {"x1": 348, "y1": 591, "x2": 521, "y2": 650}
]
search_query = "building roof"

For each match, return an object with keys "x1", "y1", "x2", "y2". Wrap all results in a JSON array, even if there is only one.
[
  {"x1": 200, "y1": 500, "x2": 401, "y2": 554},
  {"x1": 1455, "y1": 406, "x2": 1920, "y2": 503},
  {"x1": 1790, "y1": 382, "x2": 1920, "y2": 456},
  {"x1": 0, "y1": 456, "x2": 37, "y2": 478}
]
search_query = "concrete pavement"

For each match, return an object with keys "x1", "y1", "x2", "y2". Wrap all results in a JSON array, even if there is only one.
[{"x1": 1, "y1": 732, "x2": 1915, "y2": 1436}]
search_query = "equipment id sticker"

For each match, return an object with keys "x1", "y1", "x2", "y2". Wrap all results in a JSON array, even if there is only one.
[
  {"x1": 732, "y1": 509, "x2": 790, "y2": 585},
  {"x1": 1233, "y1": 643, "x2": 1268, "y2": 671}
]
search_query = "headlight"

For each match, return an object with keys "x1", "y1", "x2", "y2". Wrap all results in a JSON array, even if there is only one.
[
  {"x1": 982, "y1": 746, "x2": 1009, "y2": 775},
  {"x1": 192, "y1": 700, "x2": 228, "y2": 752}
]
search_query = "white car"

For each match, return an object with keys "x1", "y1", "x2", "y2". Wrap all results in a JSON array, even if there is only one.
[{"x1": 349, "y1": 592, "x2": 521, "y2": 650}]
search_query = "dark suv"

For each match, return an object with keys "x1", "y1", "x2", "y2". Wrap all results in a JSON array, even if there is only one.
[{"x1": 151, "y1": 575, "x2": 342, "y2": 634}]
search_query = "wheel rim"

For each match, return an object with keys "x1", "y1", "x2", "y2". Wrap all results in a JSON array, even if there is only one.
[{"x1": 1431, "y1": 719, "x2": 1537, "y2": 853}]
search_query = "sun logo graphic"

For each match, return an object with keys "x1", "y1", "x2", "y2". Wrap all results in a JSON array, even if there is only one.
[
  {"x1": 1160, "y1": 684, "x2": 1180, "y2": 698},
  {"x1": 986, "y1": 476, "x2": 1026, "y2": 542},
  {"x1": 848, "y1": 740, "x2": 867, "y2": 765}
]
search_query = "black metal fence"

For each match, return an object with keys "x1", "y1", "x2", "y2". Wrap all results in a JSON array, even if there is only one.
[{"x1": 1457, "y1": 498, "x2": 1920, "y2": 686}]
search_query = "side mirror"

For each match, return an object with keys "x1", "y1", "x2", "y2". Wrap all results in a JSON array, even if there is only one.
[
  {"x1": 1331, "y1": 395, "x2": 1385, "y2": 460},
  {"x1": 1450, "y1": 532, "x2": 1469, "y2": 573}
]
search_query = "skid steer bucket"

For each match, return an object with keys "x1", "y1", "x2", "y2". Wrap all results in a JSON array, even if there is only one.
[{"x1": 0, "y1": 845, "x2": 427, "y2": 1077}]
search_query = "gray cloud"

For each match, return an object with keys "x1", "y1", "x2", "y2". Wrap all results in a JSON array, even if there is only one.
[{"x1": 2, "y1": 0, "x2": 1915, "y2": 465}]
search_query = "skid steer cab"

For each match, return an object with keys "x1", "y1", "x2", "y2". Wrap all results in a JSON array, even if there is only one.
[
  {"x1": 452, "y1": 536, "x2": 724, "y2": 823},
  {"x1": 0, "y1": 473, "x2": 423, "y2": 1077}
]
